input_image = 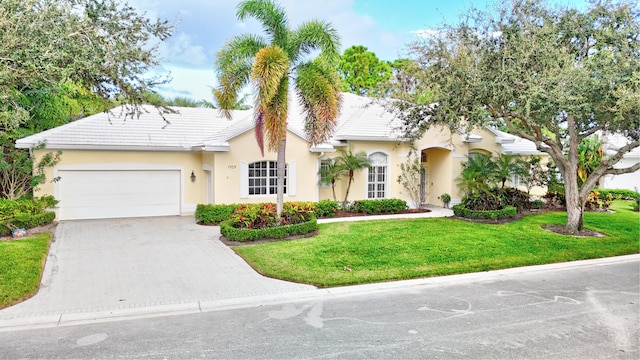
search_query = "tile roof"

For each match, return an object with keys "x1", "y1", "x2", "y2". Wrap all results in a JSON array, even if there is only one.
[
  {"x1": 15, "y1": 93, "x2": 539, "y2": 156},
  {"x1": 16, "y1": 93, "x2": 404, "y2": 151}
]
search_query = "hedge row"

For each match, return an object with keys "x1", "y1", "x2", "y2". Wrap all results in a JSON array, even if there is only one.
[
  {"x1": 220, "y1": 217, "x2": 318, "y2": 242},
  {"x1": 349, "y1": 199, "x2": 408, "y2": 214},
  {"x1": 452, "y1": 204, "x2": 517, "y2": 220},
  {"x1": 0, "y1": 212, "x2": 56, "y2": 236},
  {"x1": 195, "y1": 203, "x2": 239, "y2": 224},
  {"x1": 596, "y1": 189, "x2": 639, "y2": 200},
  {"x1": 196, "y1": 198, "x2": 409, "y2": 224}
]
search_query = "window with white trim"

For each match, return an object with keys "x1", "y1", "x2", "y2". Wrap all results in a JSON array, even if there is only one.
[
  {"x1": 248, "y1": 161, "x2": 287, "y2": 195},
  {"x1": 367, "y1": 152, "x2": 388, "y2": 199},
  {"x1": 319, "y1": 159, "x2": 332, "y2": 187}
]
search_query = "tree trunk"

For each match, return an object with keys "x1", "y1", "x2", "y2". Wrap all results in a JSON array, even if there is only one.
[
  {"x1": 342, "y1": 176, "x2": 353, "y2": 210},
  {"x1": 563, "y1": 120, "x2": 584, "y2": 234},
  {"x1": 331, "y1": 180, "x2": 337, "y2": 202},
  {"x1": 564, "y1": 179, "x2": 584, "y2": 234},
  {"x1": 276, "y1": 138, "x2": 286, "y2": 219}
]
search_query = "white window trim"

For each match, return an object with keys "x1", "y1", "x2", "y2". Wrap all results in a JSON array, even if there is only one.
[
  {"x1": 366, "y1": 151, "x2": 390, "y2": 199},
  {"x1": 240, "y1": 160, "x2": 295, "y2": 198}
]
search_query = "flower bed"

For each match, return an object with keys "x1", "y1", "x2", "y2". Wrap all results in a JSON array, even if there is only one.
[{"x1": 220, "y1": 217, "x2": 318, "y2": 242}]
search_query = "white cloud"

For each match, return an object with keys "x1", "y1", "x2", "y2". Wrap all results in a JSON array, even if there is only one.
[{"x1": 161, "y1": 32, "x2": 208, "y2": 67}]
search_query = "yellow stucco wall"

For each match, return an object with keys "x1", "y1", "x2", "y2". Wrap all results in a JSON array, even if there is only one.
[
  {"x1": 211, "y1": 129, "x2": 322, "y2": 204},
  {"x1": 33, "y1": 149, "x2": 203, "y2": 215},
  {"x1": 33, "y1": 124, "x2": 547, "y2": 214}
]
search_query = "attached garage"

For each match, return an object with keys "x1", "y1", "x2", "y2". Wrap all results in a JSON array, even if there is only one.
[{"x1": 56, "y1": 169, "x2": 181, "y2": 220}]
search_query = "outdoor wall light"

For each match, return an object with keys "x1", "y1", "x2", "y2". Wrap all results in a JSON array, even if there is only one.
[{"x1": 190, "y1": 171, "x2": 196, "y2": 182}]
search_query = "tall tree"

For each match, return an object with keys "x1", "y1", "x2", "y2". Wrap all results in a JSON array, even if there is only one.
[
  {"x1": 0, "y1": 0, "x2": 173, "y2": 199},
  {"x1": 215, "y1": 0, "x2": 342, "y2": 216},
  {"x1": 338, "y1": 45, "x2": 392, "y2": 96},
  {"x1": 393, "y1": 0, "x2": 639, "y2": 234},
  {"x1": 0, "y1": 0, "x2": 173, "y2": 129}
]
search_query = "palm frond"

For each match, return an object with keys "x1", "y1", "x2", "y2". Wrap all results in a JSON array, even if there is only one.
[
  {"x1": 262, "y1": 78, "x2": 289, "y2": 152},
  {"x1": 291, "y1": 20, "x2": 341, "y2": 66},
  {"x1": 236, "y1": 0, "x2": 289, "y2": 46},
  {"x1": 254, "y1": 107, "x2": 266, "y2": 156},
  {"x1": 295, "y1": 61, "x2": 342, "y2": 145},
  {"x1": 251, "y1": 45, "x2": 290, "y2": 106},
  {"x1": 214, "y1": 34, "x2": 265, "y2": 117},
  {"x1": 215, "y1": 34, "x2": 266, "y2": 73}
]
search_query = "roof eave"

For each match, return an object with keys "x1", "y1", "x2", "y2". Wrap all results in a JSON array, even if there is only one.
[{"x1": 18, "y1": 143, "x2": 198, "y2": 152}]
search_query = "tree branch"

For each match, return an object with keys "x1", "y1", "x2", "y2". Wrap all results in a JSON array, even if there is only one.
[{"x1": 604, "y1": 162, "x2": 640, "y2": 175}]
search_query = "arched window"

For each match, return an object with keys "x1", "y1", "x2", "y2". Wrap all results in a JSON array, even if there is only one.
[
  {"x1": 248, "y1": 161, "x2": 286, "y2": 195},
  {"x1": 367, "y1": 152, "x2": 388, "y2": 199}
]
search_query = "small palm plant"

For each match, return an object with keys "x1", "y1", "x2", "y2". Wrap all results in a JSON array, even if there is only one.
[
  {"x1": 335, "y1": 145, "x2": 371, "y2": 208},
  {"x1": 318, "y1": 158, "x2": 342, "y2": 202}
]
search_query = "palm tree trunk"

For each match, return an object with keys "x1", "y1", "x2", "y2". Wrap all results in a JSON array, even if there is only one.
[
  {"x1": 276, "y1": 138, "x2": 286, "y2": 218},
  {"x1": 331, "y1": 180, "x2": 337, "y2": 202},
  {"x1": 342, "y1": 176, "x2": 353, "y2": 209}
]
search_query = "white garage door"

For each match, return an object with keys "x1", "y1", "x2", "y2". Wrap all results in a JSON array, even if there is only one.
[{"x1": 57, "y1": 170, "x2": 181, "y2": 220}]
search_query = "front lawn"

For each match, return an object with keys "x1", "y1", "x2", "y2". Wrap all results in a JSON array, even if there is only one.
[
  {"x1": 0, "y1": 232, "x2": 51, "y2": 308},
  {"x1": 234, "y1": 200, "x2": 639, "y2": 287}
]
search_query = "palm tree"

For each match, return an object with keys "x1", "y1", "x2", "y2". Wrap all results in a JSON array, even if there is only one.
[
  {"x1": 493, "y1": 154, "x2": 527, "y2": 189},
  {"x1": 214, "y1": 0, "x2": 342, "y2": 216},
  {"x1": 335, "y1": 145, "x2": 371, "y2": 207},
  {"x1": 456, "y1": 153, "x2": 496, "y2": 196},
  {"x1": 318, "y1": 158, "x2": 342, "y2": 202}
]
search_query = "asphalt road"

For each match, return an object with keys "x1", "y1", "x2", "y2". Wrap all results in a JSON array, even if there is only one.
[{"x1": 0, "y1": 258, "x2": 638, "y2": 359}]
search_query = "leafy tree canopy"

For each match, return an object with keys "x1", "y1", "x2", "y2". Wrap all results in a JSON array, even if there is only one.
[
  {"x1": 338, "y1": 45, "x2": 392, "y2": 96},
  {"x1": 392, "y1": 0, "x2": 639, "y2": 233},
  {"x1": 0, "y1": 0, "x2": 174, "y2": 132}
]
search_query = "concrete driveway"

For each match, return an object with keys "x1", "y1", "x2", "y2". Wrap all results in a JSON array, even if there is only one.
[{"x1": 0, "y1": 217, "x2": 315, "y2": 326}]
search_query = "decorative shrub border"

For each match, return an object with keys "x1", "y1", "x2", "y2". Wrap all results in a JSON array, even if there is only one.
[
  {"x1": 196, "y1": 198, "x2": 410, "y2": 224},
  {"x1": 349, "y1": 199, "x2": 408, "y2": 214},
  {"x1": 220, "y1": 217, "x2": 318, "y2": 242},
  {"x1": 452, "y1": 205, "x2": 517, "y2": 220},
  {"x1": 0, "y1": 212, "x2": 56, "y2": 236},
  {"x1": 195, "y1": 204, "x2": 240, "y2": 225}
]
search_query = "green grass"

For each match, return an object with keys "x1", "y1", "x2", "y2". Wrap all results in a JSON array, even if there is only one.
[
  {"x1": 0, "y1": 232, "x2": 51, "y2": 308},
  {"x1": 235, "y1": 200, "x2": 640, "y2": 287}
]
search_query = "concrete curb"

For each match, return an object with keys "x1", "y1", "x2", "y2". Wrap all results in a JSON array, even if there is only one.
[{"x1": 1, "y1": 254, "x2": 637, "y2": 333}]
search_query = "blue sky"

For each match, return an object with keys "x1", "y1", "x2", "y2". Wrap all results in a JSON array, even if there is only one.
[{"x1": 129, "y1": 0, "x2": 589, "y2": 102}]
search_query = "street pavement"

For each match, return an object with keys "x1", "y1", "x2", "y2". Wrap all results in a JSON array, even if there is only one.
[{"x1": 0, "y1": 254, "x2": 637, "y2": 359}]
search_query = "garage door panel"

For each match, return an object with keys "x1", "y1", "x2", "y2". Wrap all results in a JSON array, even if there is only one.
[{"x1": 58, "y1": 170, "x2": 181, "y2": 220}]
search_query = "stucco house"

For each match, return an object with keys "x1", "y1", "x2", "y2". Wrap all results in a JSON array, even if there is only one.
[
  {"x1": 599, "y1": 133, "x2": 640, "y2": 192},
  {"x1": 16, "y1": 93, "x2": 547, "y2": 220}
]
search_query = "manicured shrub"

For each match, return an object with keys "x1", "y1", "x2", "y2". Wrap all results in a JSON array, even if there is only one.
[
  {"x1": 496, "y1": 188, "x2": 530, "y2": 212},
  {"x1": 282, "y1": 202, "x2": 315, "y2": 225},
  {"x1": 596, "y1": 189, "x2": 639, "y2": 200},
  {"x1": 530, "y1": 199, "x2": 544, "y2": 209},
  {"x1": 230, "y1": 203, "x2": 279, "y2": 230},
  {"x1": 350, "y1": 199, "x2": 408, "y2": 214},
  {"x1": 220, "y1": 217, "x2": 318, "y2": 241},
  {"x1": 461, "y1": 193, "x2": 503, "y2": 211},
  {"x1": 0, "y1": 197, "x2": 57, "y2": 236},
  {"x1": 314, "y1": 200, "x2": 339, "y2": 218},
  {"x1": 542, "y1": 189, "x2": 565, "y2": 208},
  {"x1": 585, "y1": 191, "x2": 612, "y2": 210},
  {"x1": 195, "y1": 204, "x2": 239, "y2": 224},
  {"x1": 453, "y1": 204, "x2": 517, "y2": 220}
]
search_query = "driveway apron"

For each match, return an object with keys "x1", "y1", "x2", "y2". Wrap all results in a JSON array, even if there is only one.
[{"x1": 0, "y1": 217, "x2": 315, "y2": 321}]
